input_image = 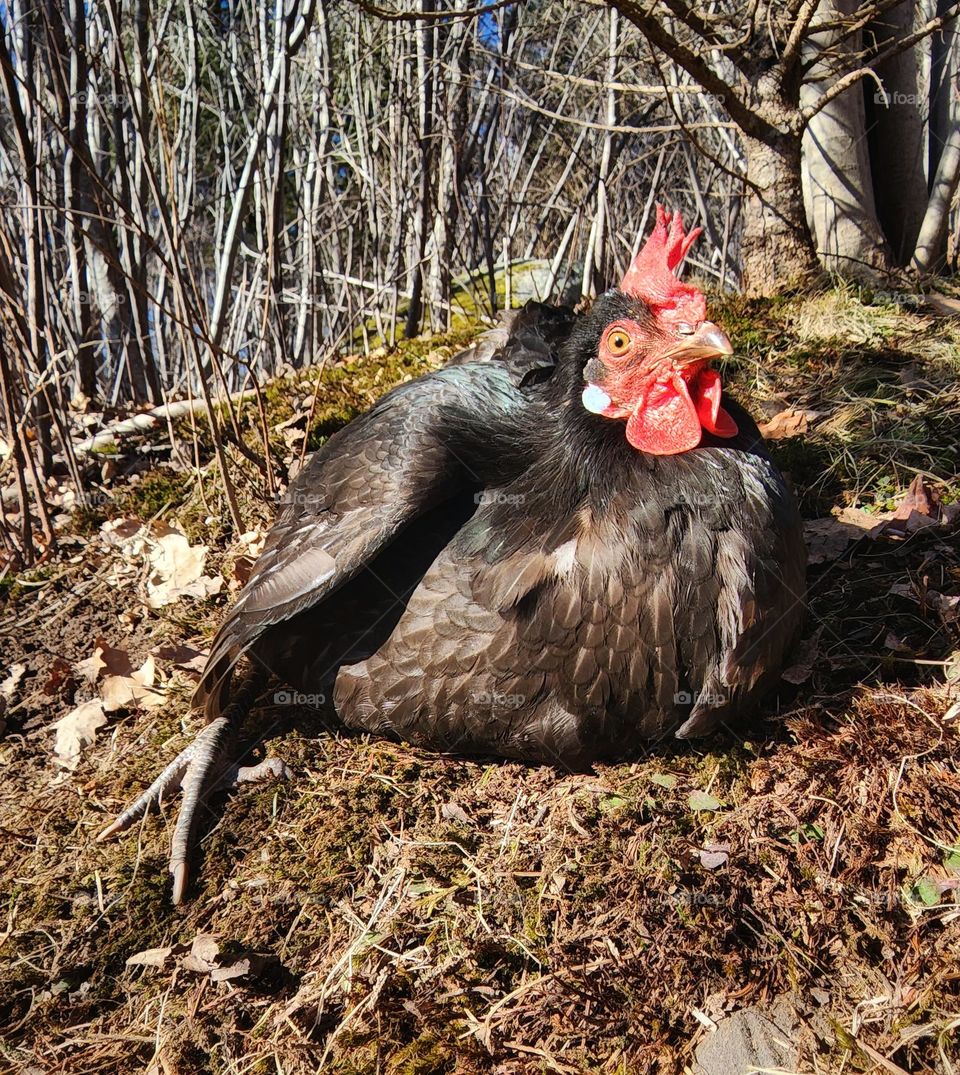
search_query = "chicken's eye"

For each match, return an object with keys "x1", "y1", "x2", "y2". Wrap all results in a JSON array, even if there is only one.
[{"x1": 606, "y1": 328, "x2": 631, "y2": 357}]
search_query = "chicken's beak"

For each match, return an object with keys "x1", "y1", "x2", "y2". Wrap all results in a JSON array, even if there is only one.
[{"x1": 666, "y1": 321, "x2": 734, "y2": 366}]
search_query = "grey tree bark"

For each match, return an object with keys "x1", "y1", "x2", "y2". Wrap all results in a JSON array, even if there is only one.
[
  {"x1": 868, "y1": 2, "x2": 928, "y2": 263},
  {"x1": 801, "y1": 0, "x2": 892, "y2": 281}
]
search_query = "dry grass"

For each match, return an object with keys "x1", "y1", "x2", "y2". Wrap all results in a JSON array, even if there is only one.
[{"x1": 1, "y1": 290, "x2": 960, "y2": 1075}]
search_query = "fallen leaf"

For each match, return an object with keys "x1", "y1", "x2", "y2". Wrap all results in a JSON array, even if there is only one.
[
  {"x1": 1, "y1": 662, "x2": 26, "y2": 700},
  {"x1": 688, "y1": 790, "x2": 723, "y2": 812},
  {"x1": 781, "y1": 627, "x2": 823, "y2": 685},
  {"x1": 100, "y1": 657, "x2": 165, "y2": 712},
  {"x1": 41, "y1": 656, "x2": 74, "y2": 695},
  {"x1": 890, "y1": 474, "x2": 939, "y2": 522},
  {"x1": 100, "y1": 517, "x2": 148, "y2": 546},
  {"x1": 758, "y1": 408, "x2": 810, "y2": 440},
  {"x1": 181, "y1": 934, "x2": 221, "y2": 974},
  {"x1": 126, "y1": 946, "x2": 174, "y2": 968},
  {"x1": 52, "y1": 699, "x2": 107, "y2": 770},
  {"x1": 146, "y1": 530, "x2": 222, "y2": 608},
  {"x1": 75, "y1": 649, "x2": 108, "y2": 684},
  {"x1": 699, "y1": 843, "x2": 730, "y2": 869},
  {"x1": 441, "y1": 801, "x2": 473, "y2": 825},
  {"x1": 231, "y1": 556, "x2": 256, "y2": 588},
  {"x1": 804, "y1": 502, "x2": 907, "y2": 565},
  {"x1": 883, "y1": 509, "x2": 941, "y2": 537},
  {"x1": 884, "y1": 631, "x2": 913, "y2": 654},
  {"x1": 803, "y1": 516, "x2": 873, "y2": 565},
  {"x1": 651, "y1": 772, "x2": 678, "y2": 789},
  {"x1": 834, "y1": 505, "x2": 889, "y2": 536},
  {"x1": 235, "y1": 528, "x2": 267, "y2": 559},
  {"x1": 156, "y1": 644, "x2": 208, "y2": 675},
  {"x1": 125, "y1": 933, "x2": 279, "y2": 985},
  {"x1": 210, "y1": 956, "x2": 270, "y2": 983},
  {"x1": 76, "y1": 642, "x2": 135, "y2": 684}
]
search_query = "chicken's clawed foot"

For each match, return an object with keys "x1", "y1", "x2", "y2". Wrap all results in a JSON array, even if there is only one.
[{"x1": 96, "y1": 673, "x2": 287, "y2": 904}]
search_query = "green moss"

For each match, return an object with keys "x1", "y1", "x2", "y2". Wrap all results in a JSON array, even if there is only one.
[
  {"x1": 382, "y1": 1029, "x2": 463, "y2": 1074},
  {"x1": 69, "y1": 502, "x2": 110, "y2": 535},
  {"x1": 0, "y1": 563, "x2": 56, "y2": 604},
  {"x1": 118, "y1": 469, "x2": 191, "y2": 520}
]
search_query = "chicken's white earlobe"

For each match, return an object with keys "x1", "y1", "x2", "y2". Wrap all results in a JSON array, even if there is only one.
[{"x1": 582, "y1": 384, "x2": 612, "y2": 414}]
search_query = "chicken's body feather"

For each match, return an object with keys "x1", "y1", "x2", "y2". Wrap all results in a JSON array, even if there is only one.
[{"x1": 197, "y1": 295, "x2": 805, "y2": 767}]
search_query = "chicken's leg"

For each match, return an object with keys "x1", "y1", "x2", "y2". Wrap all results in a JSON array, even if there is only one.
[{"x1": 97, "y1": 670, "x2": 285, "y2": 904}]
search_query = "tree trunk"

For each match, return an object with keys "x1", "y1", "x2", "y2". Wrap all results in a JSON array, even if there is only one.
[
  {"x1": 867, "y1": 2, "x2": 927, "y2": 264},
  {"x1": 800, "y1": 0, "x2": 892, "y2": 282},
  {"x1": 912, "y1": 119, "x2": 960, "y2": 271},
  {"x1": 739, "y1": 131, "x2": 820, "y2": 296},
  {"x1": 923, "y1": 0, "x2": 958, "y2": 270},
  {"x1": 426, "y1": 1, "x2": 468, "y2": 332},
  {"x1": 404, "y1": 0, "x2": 435, "y2": 338}
]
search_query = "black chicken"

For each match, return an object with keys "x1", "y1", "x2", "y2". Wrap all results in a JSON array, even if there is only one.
[{"x1": 100, "y1": 209, "x2": 806, "y2": 901}]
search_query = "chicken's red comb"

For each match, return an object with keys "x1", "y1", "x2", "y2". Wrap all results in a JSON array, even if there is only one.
[{"x1": 620, "y1": 205, "x2": 705, "y2": 324}]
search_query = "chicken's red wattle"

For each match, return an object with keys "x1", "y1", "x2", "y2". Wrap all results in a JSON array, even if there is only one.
[{"x1": 624, "y1": 368, "x2": 738, "y2": 455}]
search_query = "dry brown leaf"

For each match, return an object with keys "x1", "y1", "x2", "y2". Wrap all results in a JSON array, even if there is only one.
[
  {"x1": 126, "y1": 946, "x2": 174, "y2": 969},
  {"x1": 1, "y1": 662, "x2": 26, "y2": 700},
  {"x1": 146, "y1": 530, "x2": 222, "y2": 608},
  {"x1": 126, "y1": 933, "x2": 273, "y2": 985},
  {"x1": 52, "y1": 699, "x2": 107, "y2": 770},
  {"x1": 156, "y1": 644, "x2": 208, "y2": 675},
  {"x1": 100, "y1": 673, "x2": 165, "y2": 712},
  {"x1": 879, "y1": 477, "x2": 950, "y2": 538},
  {"x1": 891, "y1": 474, "x2": 939, "y2": 521},
  {"x1": 231, "y1": 555, "x2": 256, "y2": 588},
  {"x1": 41, "y1": 656, "x2": 74, "y2": 695},
  {"x1": 236, "y1": 528, "x2": 267, "y2": 559},
  {"x1": 441, "y1": 801, "x2": 473, "y2": 825},
  {"x1": 75, "y1": 649, "x2": 108, "y2": 684},
  {"x1": 884, "y1": 631, "x2": 913, "y2": 654},
  {"x1": 100, "y1": 519, "x2": 223, "y2": 606},
  {"x1": 76, "y1": 641, "x2": 135, "y2": 684},
  {"x1": 698, "y1": 843, "x2": 730, "y2": 870},
  {"x1": 758, "y1": 408, "x2": 810, "y2": 440},
  {"x1": 803, "y1": 494, "x2": 937, "y2": 564},
  {"x1": 781, "y1": 627, "x2": 823, "y2": 685},
  {"x1": 102, "y1": 654, "x2": 163, "y2": 711},
  {"x1": 100, "y1": 517, "x2": 147, "y2": 547},
  {"x1": 210, "y1": 956, "x2": 270, "y2": 983},
  {"x1": 803, "y1": 510, "x2": 885, "y2": 565},
  {"x1": 833, "y1": 506, "x2": 889, "y2": 536},
  {"x1": 180, "y1": 934, "x2": 221, "y2": 974}
]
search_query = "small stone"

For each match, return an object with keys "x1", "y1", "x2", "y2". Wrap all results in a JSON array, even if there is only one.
[{"x1": 694, "y1": 1003, "x2": 800, "y2": 1075}]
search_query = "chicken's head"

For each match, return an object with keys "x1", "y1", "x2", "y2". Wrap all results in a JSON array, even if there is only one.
[{"x1": 581, "y1": 206, "x2": 737, "y2": 456}]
